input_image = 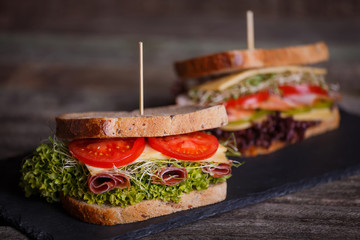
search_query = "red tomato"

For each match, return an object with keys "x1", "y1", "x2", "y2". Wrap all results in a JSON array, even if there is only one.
[
  {"x1": 225, "y1": 91, "x2": 270, "y2": 109},
  {"x1": 278, "y1": 84, "x2": 328, "y2": 96},
  {"x1": 69, "y1": 137, "x2": 145, "y2": 168},
  {"x1": 148, "y1": 132, "x2": 219, "y2": 160}
]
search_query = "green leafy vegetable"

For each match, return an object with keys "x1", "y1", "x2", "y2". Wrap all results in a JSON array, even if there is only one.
[
  {"x1": 20, "y1": 137, "x2": 233, "y2": 207},
  {"x1": 189, "y1": 71, "x2": 328, "y2": 105},
  {"x1": 245, "y1": 74, "x2": 274, "y2": 86},
  {"x1": 220, "y1": 133, "x2": 242, "y2": 157}
]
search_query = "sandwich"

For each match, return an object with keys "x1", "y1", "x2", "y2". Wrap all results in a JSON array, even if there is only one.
[
  {"x1": 173, "y1": 42, "x2": 341, "y2": 156},
  {"x1": 20, "y1": 105, "x2": 241, "y2": 225}
]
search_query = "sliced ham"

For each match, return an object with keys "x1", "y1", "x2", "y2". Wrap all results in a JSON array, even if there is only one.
[
  {"x1": 226, "y1": 108, "x2": 256, "y2": 122},
  {"x1": 202, "y1": 163, "x2": 232, "y2": 178},
  {"x1": 258, "y1": 95, "x2": 297, "y2": 110},
  {"x1": 283, "y1": 93, "x2": 333, "y2": 106},
  {"x1": 88, "y1": 171, "x2": 130, "y2": 194},
  {"x1": 152, "y1": 166, "x2": 188, "y2": 186},
  {"x1": 225, "y1": 92, "x2": 339, "y2": 119}
]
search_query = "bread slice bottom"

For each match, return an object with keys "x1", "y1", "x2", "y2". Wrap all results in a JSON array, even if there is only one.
[
  {"x1": 241, "y1": 107, "x2": 340, "y2": 157},
  {"x1": 60, "y1": 182, "x2": 227, "y2": 225}
]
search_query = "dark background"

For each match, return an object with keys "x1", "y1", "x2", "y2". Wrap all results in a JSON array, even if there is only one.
[{"x1": 1, "y1": 0, "x2": 359, "y2": 161}]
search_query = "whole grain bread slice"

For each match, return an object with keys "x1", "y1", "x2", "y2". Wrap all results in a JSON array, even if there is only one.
[
  {"x1": 174, "y1": 41, "x2": 329, "y2": 79},
  {"x1": 60, "y1": 182, "x2": 226, "y2": 225},
  {"x1": 56, "y1": 105, "x2": 228, "y2": 139}
]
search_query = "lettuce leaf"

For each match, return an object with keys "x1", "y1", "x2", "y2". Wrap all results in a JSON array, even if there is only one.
[{"x1": 20, "y1": 139, "x2": 231, "y2": 207}]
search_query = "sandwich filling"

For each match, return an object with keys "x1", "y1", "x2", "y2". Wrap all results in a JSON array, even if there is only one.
[
  {"x1": 20, "y1": 132, "x2": 240, "y2": 207},
  {"x1": 176, "y1": 66, "x2": 340, "y2": 154}
]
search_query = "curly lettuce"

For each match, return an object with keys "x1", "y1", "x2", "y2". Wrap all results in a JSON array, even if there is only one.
[{"x1": 20, "y1": 139, "x2": 231, "y2": 207}]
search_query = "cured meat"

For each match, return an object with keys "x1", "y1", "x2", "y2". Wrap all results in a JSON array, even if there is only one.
[
  {"x1": 88, "y1": 172, "x2": 130, "y2": 194},
  {"x1": 257, "y1": 95, "x2": 297, "y2": 110},
  {"x1": 152, "y1": 166, "x2": 188, "y2": 186},
  {"x1": 226, "y1": 108, "x2": 255, "y2": 122},
  {"x1": 283, "y1": 94, "x2": 333, "y2": 106},
  {"x1": 202, "y1": 163, "x2": 232, "y2": 178}
]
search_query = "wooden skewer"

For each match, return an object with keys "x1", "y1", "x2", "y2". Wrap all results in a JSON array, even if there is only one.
[
  {"x1": 139, "y1": 41, "x2": 144, "y2": 116},
  {"x1": 247, "y1": 10, "x2": 255, "y2": 50}
]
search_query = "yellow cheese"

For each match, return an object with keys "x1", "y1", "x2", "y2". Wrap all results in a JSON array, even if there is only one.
[
  {"x1": 86, "y1": 165, "x2": 112, "y2": 176},
  {"x1": 282, "y1": 108, "x2": 333, "y2": 121},
  {"x1": 197, "y1": 66, "x2": 327, "y2": 91},
  {"x1": 197, "y1": 144, "x2": 229, "y2": 164},
  {"x1": 85, "y1": 143, "x2": 229, "y2": 175}
]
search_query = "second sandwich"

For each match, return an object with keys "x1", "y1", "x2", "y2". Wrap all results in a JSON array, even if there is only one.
[{"x1": 174, "y1": 42, "x2": 341, "y2": 156}]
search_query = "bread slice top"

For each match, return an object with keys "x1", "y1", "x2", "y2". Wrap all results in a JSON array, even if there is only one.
[
  {"x1": 174, "y1": 41, "x2": 329, "y2": 79},
  {"x1": 56, "y1": 105, "x2": 228, "y2": 139}
]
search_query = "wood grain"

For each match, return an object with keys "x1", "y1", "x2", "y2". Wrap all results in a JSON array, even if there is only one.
[{"x1": 141, "y1": 175, "x2": 360, "y2": 240}]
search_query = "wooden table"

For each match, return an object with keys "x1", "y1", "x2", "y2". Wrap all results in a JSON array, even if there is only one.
[{"x1": 1, "y1": 14, "x2": 360, "y2": 239}]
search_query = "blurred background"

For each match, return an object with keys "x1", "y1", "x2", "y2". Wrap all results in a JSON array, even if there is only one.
[{"x1": 1, "y1": 0, "x2": 360, "y2": 159}]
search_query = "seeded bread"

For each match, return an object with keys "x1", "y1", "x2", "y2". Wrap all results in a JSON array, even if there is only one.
[
  {"x1": 60, "y1": 182, "x2": 226, "y2": 225},
  {"x1": 241, "y1": 107, "x2": 340, "y2": 157},
  {"x1": 174, "y1": 42, "x2": 329, "y2": 79},
  {"x1": 56, "y1": 105, "x2": 228, "y2": 139}
]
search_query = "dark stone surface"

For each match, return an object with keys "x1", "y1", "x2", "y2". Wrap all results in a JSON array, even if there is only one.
[{"x1": 0, "y1": 111, "x2": 359, "y2": 240}]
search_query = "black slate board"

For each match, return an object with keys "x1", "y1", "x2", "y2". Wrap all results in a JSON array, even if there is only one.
[{"x1": 1, "y1": 110, "x2": 360, "y2": 240}]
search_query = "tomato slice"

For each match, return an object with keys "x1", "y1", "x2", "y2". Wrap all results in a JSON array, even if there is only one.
[
  {"x1": 279, "y1": 84, "x2": 328, "y2": 96},
  {"x1": 225, "y1": 91, "x2": 270, "y2": 109},
  {"x1": 69, "y1": 137, "x2": 145, "y2": 168},
  {"x1": 148, "y1": 132, "x2": 219, "y2": 160}
]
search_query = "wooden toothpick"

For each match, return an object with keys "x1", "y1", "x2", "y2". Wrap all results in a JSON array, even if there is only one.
[
  {"x1": 247, "y1": 10, "x2": 255, "y2": 50},
  {"x1": 139, "y1": 41, "x2": 144, "y2": 116}
]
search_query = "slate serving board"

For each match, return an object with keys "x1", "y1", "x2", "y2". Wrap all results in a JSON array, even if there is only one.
[{"x1": 1, "y1": 110, "x2": 360, "y2": 240}]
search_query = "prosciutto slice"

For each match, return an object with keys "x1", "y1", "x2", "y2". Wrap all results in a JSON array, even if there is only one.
[
  {"x1": 283, "y1": 94, "x2": 333, "y2": 106},
  {"x1": 202, "y1": 163, "x2": 232, "y2": 178},
  {"x1": 88, "y1": 172, "x2": 130, "y2": 194},
  {"x1": 152, "y1": 166, "x2": 188, "y2": 186}
]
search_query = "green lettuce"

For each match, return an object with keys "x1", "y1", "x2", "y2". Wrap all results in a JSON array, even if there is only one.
[{"x1": 20, "y1": 138, "x2": 231, "y2": 207}]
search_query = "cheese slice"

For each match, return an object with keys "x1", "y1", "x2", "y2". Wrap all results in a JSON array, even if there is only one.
[
  {"x1": 85, "y1": 143, "x2": 229, "y2": 175},
  {"x1": 282, "y1": 107, "x2": 333, "y2": 121},
  {"x1": 197, "y1": 66, "x2": 327, "y2": 91}
]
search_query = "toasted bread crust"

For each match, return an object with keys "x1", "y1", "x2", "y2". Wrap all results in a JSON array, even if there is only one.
[
  {"x1": 60, "y1": 182, "x2": 227, "y2": 225},
  {"x1": 241, "y1": 107, "x2": 340, "y2": 157},
  {"x1": 175, "y1": 42, "x2": 329, "y2": 79},
  {"x1": 56, "y1": 105, "x2": 227, "y2": 139}
]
